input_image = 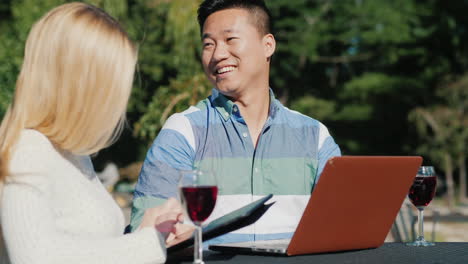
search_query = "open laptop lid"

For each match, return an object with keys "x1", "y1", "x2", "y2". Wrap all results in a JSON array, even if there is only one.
[
  {"x1": 286, "y1": 156, "x2": 422, "y2": 255},
  {"x1": 209, "y1": 156, "x2": 422, "y2": 256}
]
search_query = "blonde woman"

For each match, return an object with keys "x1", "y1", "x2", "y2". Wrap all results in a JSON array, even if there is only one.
[{"x1": 0, "y1": 2, "x2": 186, "y2": 264}]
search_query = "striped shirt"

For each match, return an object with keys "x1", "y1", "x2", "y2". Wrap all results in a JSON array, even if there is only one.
[{"x1": 130, "y1": 89, "x2": 341, "y2": 244}]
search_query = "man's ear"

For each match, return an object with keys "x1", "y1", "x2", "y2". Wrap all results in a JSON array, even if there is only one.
[{"x1": 263, "y1": 33, "x2": 276, "y2": 60}]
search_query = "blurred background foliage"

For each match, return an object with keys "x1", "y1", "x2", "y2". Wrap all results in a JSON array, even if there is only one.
[{"x1": 1, "y1": 0, "x2": 468, "y2": 207}]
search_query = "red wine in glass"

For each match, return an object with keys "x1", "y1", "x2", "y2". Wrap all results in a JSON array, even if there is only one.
[
  {"x1": 408, "y1": 176, "x2": 437, "y2": 207},
  {"x1": 179, "y1": 170, "x2": 217, "y2": 264},
  {"x1": 406, "y1": 166, "x2": 436, "y2": 247},
  {"x1": 181, "y1": 186, "x2": 218, "y2": 223}
]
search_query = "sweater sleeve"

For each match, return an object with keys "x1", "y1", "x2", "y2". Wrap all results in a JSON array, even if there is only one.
[
  {"x1": 2, "y1": 180, "x2": 166, "y2": 264},
  {"x1": 1, "y1": 131, "x2": 167, "y2": 264}
]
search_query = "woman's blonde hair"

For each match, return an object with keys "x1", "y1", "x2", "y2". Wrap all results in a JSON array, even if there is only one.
[{"x1": 0, "y1": 2, "x2": 137, "y2": 181}]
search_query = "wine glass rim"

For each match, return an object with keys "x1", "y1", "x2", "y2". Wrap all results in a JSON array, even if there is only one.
[
  {"x1": 417, "y1": 166, "x2": 435, "y2": 176},
  {"x1": 179, "y1": 169, "x2": 217, "y2": 186}
]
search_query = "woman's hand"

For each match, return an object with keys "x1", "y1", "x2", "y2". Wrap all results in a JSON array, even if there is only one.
[
  {"x1": 139, "y1": 198, "x2": 185, "y2": 241},
  {"x1": 165, "y1": 223, "x2": 195, "y2": 247}
]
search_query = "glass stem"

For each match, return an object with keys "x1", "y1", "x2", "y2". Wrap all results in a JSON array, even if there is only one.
[
  {"x1": 194, "y1": 224, "x2": 203, "y2": 264},
  {"x1": 417, "y1": 207, "x2": 424, "y2": 241}
]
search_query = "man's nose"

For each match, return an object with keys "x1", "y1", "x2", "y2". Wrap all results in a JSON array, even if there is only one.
[{"x1": 212, "y1": 43, "x2": 229, "y2": 62}]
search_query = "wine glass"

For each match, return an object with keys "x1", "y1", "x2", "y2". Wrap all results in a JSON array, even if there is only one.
[
  {"x1": 406, "y1": 166, "x2": 437, "y2": 246},
  {"x1": 179, "y1": 170, "x2": 218, "y2": 264}
]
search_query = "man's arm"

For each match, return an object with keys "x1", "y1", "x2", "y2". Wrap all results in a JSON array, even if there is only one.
[
  {"x1": 316, "y1": 122, "x2": 341, "y2": 180},
  {"x1": 130, "y1": 114, "x2": 196, "y2": 232}
]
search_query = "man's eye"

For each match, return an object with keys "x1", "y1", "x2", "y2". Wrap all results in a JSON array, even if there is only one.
[
  {"x1": 227, "y1": 37, "x2": 238, "y2": 42},
  {"x1": 203, "y1": 42, "x2": 213, "y2": 48}
]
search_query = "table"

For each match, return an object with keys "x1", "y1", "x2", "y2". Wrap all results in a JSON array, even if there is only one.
[{"x1": 167, "y1": 243, "x2": 468, "y2": 264}]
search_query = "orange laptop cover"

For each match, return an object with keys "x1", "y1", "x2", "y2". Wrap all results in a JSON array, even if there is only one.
[{"x1": 286, "y1": 156, "x2": 422, "y2": 255}]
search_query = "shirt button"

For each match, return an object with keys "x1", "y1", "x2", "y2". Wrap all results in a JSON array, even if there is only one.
[
  {"x1": 254, "y1": 168, "x2": 259, "y2": 173},
  {"x1": 233, "y1": 107, "x2": 238, "y2": 112},
  {"x1": 242, "y1": 132, "x2": 248, "y2": 138}
]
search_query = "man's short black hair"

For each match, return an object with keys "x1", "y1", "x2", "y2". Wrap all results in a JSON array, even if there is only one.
[{"x1": 197, "y1": 0, "x2": 272, "y2": 36}]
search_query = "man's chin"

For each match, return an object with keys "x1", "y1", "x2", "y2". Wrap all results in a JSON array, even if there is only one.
[{"x1": 215, "y1": 87, "x2": 239, "y2": 99}]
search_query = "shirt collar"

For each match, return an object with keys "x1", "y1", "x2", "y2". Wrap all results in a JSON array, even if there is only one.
[{"x1": 210, "y1": 88, "x2": 280, "y2": 122}]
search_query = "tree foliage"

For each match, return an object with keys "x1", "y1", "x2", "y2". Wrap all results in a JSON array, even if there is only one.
[
  {"x1": 123, "y1": 0, "x2": 210, "y2": 143},
  {"x1": 1, "y1": 0, "x2": 468, "y2": 205}
]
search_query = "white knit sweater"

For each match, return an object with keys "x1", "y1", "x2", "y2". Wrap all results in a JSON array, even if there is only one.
[{"x1": 1, "y1": 129, "x2": 166, "y2": 264}]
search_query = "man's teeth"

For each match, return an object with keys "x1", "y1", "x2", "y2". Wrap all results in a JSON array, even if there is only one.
[{"x1": 217, "y1": 66, "x2": 235, "y2": 74}]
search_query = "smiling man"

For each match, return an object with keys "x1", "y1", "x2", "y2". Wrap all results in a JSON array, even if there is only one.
[{"x1": 130, "y1": 0, "x2": 341, "y2": 245}]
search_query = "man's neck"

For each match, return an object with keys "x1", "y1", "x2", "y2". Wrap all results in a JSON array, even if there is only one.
[{"x1": 232, "y1": 88, "x2": 270, "y2": 147}]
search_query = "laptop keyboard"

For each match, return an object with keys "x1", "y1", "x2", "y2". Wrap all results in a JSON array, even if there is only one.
[{"x1": 254, "y1": 239, "x2": 291, "y2": 248}]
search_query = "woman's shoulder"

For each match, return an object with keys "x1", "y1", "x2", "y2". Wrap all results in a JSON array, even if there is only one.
[
  {"x1": 17, "y1": 129, "x2": 54, "y2": 147},
  {"x1": 9, "y1": 129, "x2": 62, "y2": 176},
  {"x1": 13, "y1": 129, "x2": 58, "y2": 160}
]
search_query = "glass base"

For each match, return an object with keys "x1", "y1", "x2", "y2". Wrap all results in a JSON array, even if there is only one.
[{"x1": 406, "y1": 238, "x2": 435, "y2": 247}]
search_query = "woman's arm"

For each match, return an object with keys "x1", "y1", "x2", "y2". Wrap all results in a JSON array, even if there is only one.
[{"x1": 1, "y1": 178, "x2": 167, "y2": 264}]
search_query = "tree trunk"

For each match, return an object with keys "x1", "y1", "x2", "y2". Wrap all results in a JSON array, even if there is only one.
[
  {"x1": 458, "y1": 154, "x2": 468, "y2": 204},
  {"x1": 444, "y1": 153, "x2": 456, "y2": 210}
]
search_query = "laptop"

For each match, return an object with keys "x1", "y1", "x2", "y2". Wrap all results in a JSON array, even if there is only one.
[{"x1": 209, "y1": 156, "x2": 422, "y2": 256}]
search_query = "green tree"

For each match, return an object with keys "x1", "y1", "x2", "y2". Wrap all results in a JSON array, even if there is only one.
[
  {"x1": 0, "y1": 0, "x2": 65, "y2": 117},
  {"x1": 409, "y1": 74, "x2": 468, "y2": 209},
  {"x1": 0, "y1": 0, "x2": 138, "y2": 167},
  {"x1": 406, "y1": 0, "x2": 468, "y2": 208},
  {"x1": 1, "y1": 0, "x2": 467, "y2": 196},
  {"x1": 439, "y1": 75, "x2": 468, "y2": 204},
  {"x1": 122, "y1": 0, "x2": 210, "y2": 145},
  {"x1": 269, "y1": 0, "x2": 433, "y2": 154},
  {"x1": 0, "y1": 0, "x2": 130, "y2": 116},
  {"x1": 409, "y1": 106, "x2": 457, "y2": 209}
]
